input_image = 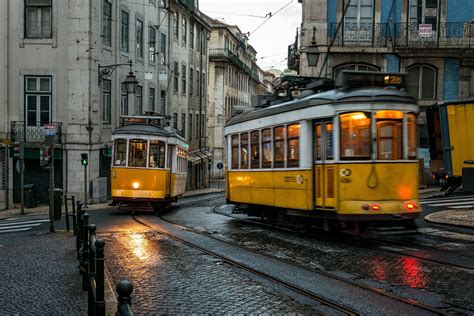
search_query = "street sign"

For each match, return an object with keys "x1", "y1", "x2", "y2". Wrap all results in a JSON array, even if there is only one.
[
  {"x1": 43, "y1": 124, "x2": 56, "y2": 136},
  {"x1": 16, "y1": 160, "x2": 24, "y2": 174},
  {"x1": 217, "y1": 162, "x2": 223, "y2": 170}
]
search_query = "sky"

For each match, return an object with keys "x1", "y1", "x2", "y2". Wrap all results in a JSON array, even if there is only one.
[{"x1": 198, "y1": 0, "x2": 302, "y2": 71}]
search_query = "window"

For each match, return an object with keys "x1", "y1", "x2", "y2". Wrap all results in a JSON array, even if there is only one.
[
  {"x1": 376, "y1": 111, "x2": 403, "y2": 160},
  {"x1": 136, "y1": 85, "x2": 143, "y2": 114},
  {"x1": 25, "y1": 76, "x2": 52, "y2": 126},
  {"x1": 202, "y1": 73, "x2": 206, "y2": 97},
  {"x1": 136, "y1": 19, "x2": 143, "y2": 58},
  {"x1": 181, "y1": 65, "x2": 187, "y2": 95},
  {"x1": 343, "y1": 0, "x2": 374, "y2": 44},
  {"x1": 407, "y1": 113, "x2": 417, "y2": 159},
  {"x1": 160, "y1": 33, "x2": 166, "y2": 64},
  {"x1": 409, "y1": 0, "x2": 438, "y2": 27},
  {"x1": 149, "y1": 27, "x2": 156, "y2": 63},
  {"x1": 182, "y1": 18, "x2": 187, "y2": 44},
  {"x1": 240, "y1": 133, "x2": 249, "y2": 169},
  {"x1": 188, "y1": 114, "x2": 193, "y2": 140},
  {"x1": 160, "y1": 90, "x2": 166, "y2": 114},
  {"x1": 195, "y1": 114, "x2": 199, "y2": 139},
  {"x1": 287, "y1": 124, "x2": 300, "y2": 167},
  {"x1": 102, "y1": 79, "x2": 111, "y2": 123},
  {"x1": 149, "y1": 140, "x2": 166, "y2": 168},
  {"x1": 195, "y1": 70, "x2": 200, "y2": 96},
  {"x1": 190, "y1": 22, "x2": 195, "y2": 49},
  {"x1": 231, "y1": 135, "x2": 239, "y2": 169},
  {"x1": 173, "y1": 62, "x2": 179, "y2": 93},
  {"x1": 273, "y1": 126, "x2": 285, "y2": 168},
  {"x1": 113, "y1": 139, "x2": 127, "y2": 166},
  {"x1": 407, "y1": 65, "x2": 436, "y2": 99},
  {"x1": 340, "y1": 112, "x2": 371, "y2": 160},
  {"x1": 181, "y1": 113, "x2": 186, "y2": 137},
  {"x1": 334, "y1": 63, "x2": 379, "y2": 79},
  {"x1": 102, "y1": 0, "x2": 112, "y2": 46},
  {"x1": 262, "y1": 128, "x2": 272, "y2": 168},
  {"x1": 128, "y1": 139, "x2": 147, "y2": 167},
  {"x1": 25, "y1": 0, "x2": 52, "y2": 38},
  {"x1": 189, "y1": 68, "x2": 193, "y2": 96},
  {"x1": 121, "y1": 84, "x2": 128, "y2": 115},
  {"x1": 250, "y1": 131, "x2": 260, "y2": 168},
  {"x1": 196, "y1": 27, "x2": 201, "y2": 52},
  {"x1": 173, "y1": 12, "x2": 179, "y2": 39},
  {"x1": 149, "y1": 88, "x2": 155, "y2": 112},
  {"x1": 173, "y1": 113, "x2": 178, "y2": 130},
  {"x1": 120, "y1": 10, "x2": 129, "y2": 52}
]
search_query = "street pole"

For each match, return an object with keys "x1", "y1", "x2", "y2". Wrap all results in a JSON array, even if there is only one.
[
  {"x1": 48, "y1": 145, "x2": 55, "y2": 232},
  {"x1": 20, "y1": 141, "x2": 24, "y2": 215},
  {"x1": 84, "y1": 162, "x2": 88, "y2": 209}
]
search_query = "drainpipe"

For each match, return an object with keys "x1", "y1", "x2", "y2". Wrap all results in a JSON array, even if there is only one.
[{"x1": 86, "y1": 0, "x2": 94, "y2": 205}]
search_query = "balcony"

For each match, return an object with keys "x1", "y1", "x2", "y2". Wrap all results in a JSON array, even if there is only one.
[
  {"x1": 327, "y1": 22, "x2": 474, "y2": 49},
  {"x1": 10, "y1": 121, "x2": 63, "y2": 145},
  {"x1": 209, "y1": 48, "x2": 260, "y2": 82}
]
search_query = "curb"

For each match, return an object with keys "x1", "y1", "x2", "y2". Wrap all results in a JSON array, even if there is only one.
[{"x1": 424, "y1": 210, "x2": 474, "y2": 229}]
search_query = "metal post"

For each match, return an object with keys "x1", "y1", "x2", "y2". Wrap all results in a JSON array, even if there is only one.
[
  {"x1": 76, "y1": 201, "x2": 83, "y2": 257},
  {"x1": 116, "y1": 280, "x2": 133, "y2": 316},
  {"x1": 87, "y1": 225, "x2": 96, "y2": 314},
  {"x1": 64, "y1": 195, "x2": 70, "y2": 232},
  {"x1": 83, "y1": 165, "x2": 88, "y2": 208},
  {"x1": 20, "y1": 141, "x2": 24, "y2": 215},
  {"x1": 95, "y1": 239, "x2": 106, "y2": 316},
  {"x1": 48, "y1": 145, "x2": 55, "y2": 232},
  {"x1": 81, "y1": 213, "x2": 89, "y2": 291},
  {"x1": 72, "y1": 196, "x2": 77, "y2": 236}
]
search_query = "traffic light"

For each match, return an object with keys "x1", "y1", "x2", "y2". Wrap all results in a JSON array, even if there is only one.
[
  {"x1": 40, "y1": 145, "x2": 52, "y2": 168},
  {"x1": 13, "y1": 142, "x2": 20, "y2": 159},
  {"x1": 81, "y1": 153, "x2": 88, "y2": 166}
]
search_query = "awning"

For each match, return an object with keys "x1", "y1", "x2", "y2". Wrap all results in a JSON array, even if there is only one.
[
  {"x1": 188, "y1": 153, "x2": 201, "y2": 164},
  {"x1": 200, "y1": 150, "x2": 213, "y2": 158},
  {"x1": 195, "y1": 151, "x2": 207, "y2": 159}
]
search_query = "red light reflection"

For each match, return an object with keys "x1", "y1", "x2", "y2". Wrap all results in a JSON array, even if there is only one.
[
  {"x1": 400, "y1": 257, "x2": 427, "y2": 288},
  {"x1": 369, "y1": 257, "x2": 386, "y2": 281}
]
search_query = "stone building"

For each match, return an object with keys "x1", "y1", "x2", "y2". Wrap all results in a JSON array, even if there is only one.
[
  {"x1": 290, "y1": 0, "x2": 474, "y2": 165},
  {"x1": 206, "y1": 18, "x2": 266, "y2": 178},
  {"x1": 0, "y1": 0, "x2": 210, "y2": 208}
]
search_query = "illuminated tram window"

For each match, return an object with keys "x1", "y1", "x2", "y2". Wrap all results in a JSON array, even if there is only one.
[
  {"x1": 149, "y1": 140, "x2": 166, "y2": 168},
  {"x1": 340, "y1": 112, "x2": 371, "y2": 160},
  {"x1": 262, "y1": 128, "x2": 272, "y2": 168},
  {"x1": 250, "y1": 131, "x2": 260, "y2": 169},
  {"x1": 287, "y1": 124, "x2": 300, "y2": 167},
  {"x1": 376, "y1": 110, "x2": 403, "y2": 160},
  {"x1": 273, "y1": 126, "x2": 285, "y2": 168},
  {"x1": 240, "y1": 132, "x2": 249, "y2": 169},
  {"x1": 407, "y1": 113, "x2": 417, "y2": 160},
  {"x1": 231, "y1": 135, "x2": 239, "y2": 169},
  {"x1": 128, "y1": 139, "x2": 147, "y2": 167},
  {"x1": 114, "y1": 139, "x2": 127, "y2": 166}
]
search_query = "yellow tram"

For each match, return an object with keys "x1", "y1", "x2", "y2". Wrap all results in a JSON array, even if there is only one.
[
  {"x1": 224, "y1": 71, "x2": 421, "y2": 230},
  {"x1": 111, "y1": 115, "x2": 188, "y2": 210}
]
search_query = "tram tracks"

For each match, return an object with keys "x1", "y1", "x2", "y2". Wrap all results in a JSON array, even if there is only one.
[{"x1": 130, "y1": 209, "x2": 453, "y2": 315}]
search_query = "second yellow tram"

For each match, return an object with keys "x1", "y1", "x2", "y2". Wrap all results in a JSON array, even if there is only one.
[{"x1": 224, "y1": 72, "x2": 421, "y2": 230}]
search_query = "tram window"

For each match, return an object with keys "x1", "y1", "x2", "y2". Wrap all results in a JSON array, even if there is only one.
[
  {"x1": 128, "y1": 139, "x2": 147, "y2": 167},
  {"x1": 113, "y1": 139, "x2": 127, "y2": 166},
  {"x1": 376, "y1": 112, "x2": 403, "y2": 160},
  {"x1": 287, "y1": 124, "x2": 300, "y2": 167},
  {"x1": 326, "y1": 123, "x2": 334, "y2": 160},
  {"x1": 262, "y1": 128, "x2": 272, "y2": 168},
  {"x1": 240, "y1": 132, "x2": 249, "y2": 169},
  {"x1": 231, "y1": 135, "x2": 239, "y2": 169},
  {"x1": 314, "y1": 125, "x2": 322, "y2": 160},
  {"x1": 273, "y1": 126, "x2": 285, "y2": 168},
  {"x1": 340, "y1": 112, "x2": 371, "y2": 160},
  {"x1": 407, "y1": 113, "x2": 417, "y2": 160},
  {"x1": 149, "y1": 140, "x2": 166, "y2": 168},
  {"x1": 250, "y1": 131, "x2": 260, "y2": 169}
]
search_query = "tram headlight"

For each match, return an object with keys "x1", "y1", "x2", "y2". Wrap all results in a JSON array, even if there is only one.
[{"x1": 132, "y1": 182, "x2": 140, "y2": 189}]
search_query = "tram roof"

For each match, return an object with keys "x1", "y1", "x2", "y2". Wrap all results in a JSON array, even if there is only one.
[
  {"x1": 226, "y1": 87, "x2": 416, "y2": 127},
  {"x1": 112, "y1": 124, "x2": 184, "y2": 140}
]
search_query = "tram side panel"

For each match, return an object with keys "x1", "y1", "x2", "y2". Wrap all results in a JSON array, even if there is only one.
[
  {"x1": 227, "y1": 170, "x2": 313, "y2": 210},
  {"x1": 112, "y1": 168, "x2": 170, "y2": 201}
]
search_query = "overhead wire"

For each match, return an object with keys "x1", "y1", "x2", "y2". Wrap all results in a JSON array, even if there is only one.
[{"x1": 248, "y1": 0, "x2": 294, "y2": 36}]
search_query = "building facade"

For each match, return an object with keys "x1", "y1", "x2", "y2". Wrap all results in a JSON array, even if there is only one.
[
  {"x1": 291, "y1": 0, "x2": 474, "y2": 167},
  {"x1": 207, "y1": 19, "x2": 266, "y2": 178},
  {"x1": 0, "y1": 0, "x2": 210, "y2": 209}
]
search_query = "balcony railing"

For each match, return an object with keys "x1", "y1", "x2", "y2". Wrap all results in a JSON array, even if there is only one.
[
  {"x1": 327, "y1": 22, "x2": 474, "y2": 49},
  {"x1": 209, "y1": 48, "x2": 260, "y2": 82},
  {"x1": 10, "y1": 121, "x2": 63, "y2": 144}
]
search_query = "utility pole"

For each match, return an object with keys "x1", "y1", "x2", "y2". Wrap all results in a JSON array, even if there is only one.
[
  {"x1": 81, "y1": 153, "x2": 89, "y2": 208},
  {"x1": 45, "y1": 134, "x2": 55, "y2": 233},
  {"x1": 19, "y1": 141, "x2": 24, "y2": 215}
]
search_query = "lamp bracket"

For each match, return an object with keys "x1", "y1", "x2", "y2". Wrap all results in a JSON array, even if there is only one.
[{"x1": 98, "y1": 60, "x2": 133, "y2": 84}]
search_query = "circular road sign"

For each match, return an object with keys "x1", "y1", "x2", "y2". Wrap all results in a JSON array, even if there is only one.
[{"x1": 216, "y1": 162, "x2": 223, "y2": 170}]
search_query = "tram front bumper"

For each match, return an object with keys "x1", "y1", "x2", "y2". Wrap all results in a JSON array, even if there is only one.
[{"x1": 112, "y1": 189, "x2": 166, "y2": 201}]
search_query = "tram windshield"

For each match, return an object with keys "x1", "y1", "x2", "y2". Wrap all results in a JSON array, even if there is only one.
[
  {"x1": 375, "y1": 110, "x2": 403, "y2": 160},
  {"x1": 340, "y1": 112, "x2": 371, "y2": 160},
  {"x1": 128, "y1": 139, "x2": 147, "y2": 167}
]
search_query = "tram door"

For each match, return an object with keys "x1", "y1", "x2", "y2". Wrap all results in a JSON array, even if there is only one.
[{"x1": 314, "y1": 121, "x2": 336, "y2": 209}]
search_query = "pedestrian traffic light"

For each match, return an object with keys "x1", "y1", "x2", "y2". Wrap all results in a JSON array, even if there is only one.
[
  {"x1": 40, "y1": 145, "x2": 51, "y2": 168},
  {"x1": 81, "y1": 153, "x2": 88, "y2": 166},
  {"x1": 13, "y1": 142, "x2": 20, "y2": 159}
]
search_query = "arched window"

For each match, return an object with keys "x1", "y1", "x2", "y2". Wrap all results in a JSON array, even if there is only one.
[
  {"x1": 407, "y1": 64, "x2": 436, "y2": 99},
  {"x1": 333, "y1": 63, "x2": 379, "y2": 79}
]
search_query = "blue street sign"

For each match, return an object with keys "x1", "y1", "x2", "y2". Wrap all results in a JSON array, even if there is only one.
[{"x1": 217, "y1": 162, "x2": 223, "y2": 170}]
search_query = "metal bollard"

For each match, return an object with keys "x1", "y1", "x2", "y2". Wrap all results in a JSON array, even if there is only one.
[
  {"x1": 81, "y1": 213, "x2": 89, "y2": 291},
  {"x1": 64, "y1": 195, "x2": 70, "y2": 232},
  {"x1": 71, "y1": 196, "x2": 77, "y2": 236},
  {"x1": 76, "y1": 201, "x2": 84, "y2": 256},
  {"x1": 87, "y1": 225, "x2": 97, "y2": 314},
  {"x1": 95, "y1": 239, "x2": 106, "y2": 316},
  {"x1": 116, "y1": 280, "x2": 133, "y2": 316}
]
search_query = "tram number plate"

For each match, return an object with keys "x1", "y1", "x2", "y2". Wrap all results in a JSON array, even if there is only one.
[{"x1": 340, "y1": 178, "x2": 352, "y2": 183}]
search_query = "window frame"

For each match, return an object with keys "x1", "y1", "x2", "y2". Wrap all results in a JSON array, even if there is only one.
[
  {"x1": 24, "y1": 76, "x2": 52, "y2": 127},
  {"x1": 102, "y1": 0, "x2": 112, "y2": 46},
  {"x1": 339, "y1": 112, "x2": 372, "y2": 161},
  {"x1": 136, "y1": 19, "x2": 144, "y2": 58},
  {"x1": 149, "y1": 26, "x2": 156, "y2": 63},
  {"x1": 181, "y1": 64, "x2": 187, "y2": 95},
  {"x1": 149, "y1": 87, "x2": 155, "y2": 112},
  {"x1": 120, "y1": 10, "x2": 129, "y2": 53},
  {"x1": 261, "y1": 128, "x2": 272, "y2": 168},
  {"x1": 231, "y1": 135, "x2": 239, "y2": 169},
  {"x1": 113, "y1": 138, "x2": 128, "y2": 166},
  {"x1": 25, "y1": 0, "x2": 52, "y2": 39},
  {"x1": 287, "y1": 123, "x2": 300, "y2": 168},
  {"x1": 102, "y1": 79, "x2": 111, "y2": 123},
  {"x1": 121, "y1": 83, "x2": 128, "y2": 115},
  {"x1": 136, "y1": 85, "x2": 143, "y2": 115},
  {"x1": 250, "y1": 130, "x2": 260, "y2": 169},
  {"x1": 273, "y1": 126, "x2": 286, "y2": 168},
  {"x1": 407, "y1": 64, "x2": 437, "y2": 100},
  {"x1": 128, "y1": 139, "x2": 148, "y2": 168}
]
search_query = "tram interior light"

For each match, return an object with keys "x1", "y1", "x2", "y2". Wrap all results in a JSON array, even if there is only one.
[{"x1": 351, "y1": 113, "x2": 368, "y2": 120}]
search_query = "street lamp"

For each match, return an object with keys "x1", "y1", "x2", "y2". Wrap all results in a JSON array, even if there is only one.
[
  {"x1": 98, "y1": 59, "x2": 138, "y2": 94},
  {"x1": 306, "y1": 26, "x2": 319, "y2": 67}
]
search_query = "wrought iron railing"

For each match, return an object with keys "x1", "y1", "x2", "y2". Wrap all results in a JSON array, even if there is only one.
[
  {"x1": 10, "y1": 121, "x2": 63, "y2": 144},
  {"x1": 209, "y1": 48, "x2": 260, "y2": 82},
  {"x1": 327, "y1": 22, "x2": 474, "y2": 49},
  {"x1": 287, "y1": 43, "x2": 299, "y2": 71}
]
